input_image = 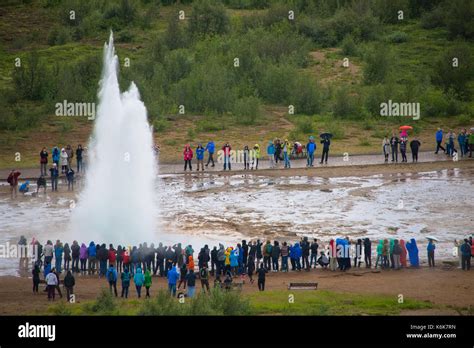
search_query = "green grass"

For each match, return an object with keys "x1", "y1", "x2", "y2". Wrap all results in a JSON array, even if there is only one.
[
  {"x1": 47, "y1": 288, "x2": 434, "y2": 316},
  {"x1": 248, "y1": 290, "x2": 433, "y2": 316}
]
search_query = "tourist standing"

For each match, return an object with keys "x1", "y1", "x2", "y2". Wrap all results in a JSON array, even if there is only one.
[
  {"x1": 144, "y1": 269, "x2": 152, "y2": 298},
  {"x1": 267, "y1": 141, "x2": 275, "y2": 168},
  {"x1": 133, "y1": 266, "x2": 144, "y2": 298},
  {"x1": 410, "y1": 138, "x2": 421, "y2": 162},
  {"x1": 7, "y1": 169, "x2": 21, "y2": 199},
  {"x1": 121, "y1": 267, "x2": 131, "y2": 298},
  {"x1": 306, "y1": 137, "x2": 316, "y2": 167},
  {"x1": 257, "y1": 264, "x2": 267, "y2": 291},
  {"x1": 435, "y1": 128, "x2": 445, "y2": 154},
  {"x1": 427, "y1": 239, "x2": 436, "y2": 267},
  {"x1": 205, "y1": 140, "x2": 215, "y2": 167},
  {"x1": 60, "y1": 148, "x2": 68, "y2": 173},
  {"x1": 40, "y1": 147, "x2": 48, "y2": 176},
  {"x1": 222, "y1": 143, "x2": 232, "y2": 170},
  {"x1": 64, "y1": 270, "x2": 75, "y2": 302},
  {"x1": 76, "y1": 144, "x2": 83, "y2": 173},
  {"x1": 195, "y1": 143, "x2": 205, "y2": 171},
  {"x1": 390, "y1": 132, "x2": 399, "y2": 162},
  {"x1": 183, "y1": 144, "x2": 193, "y2": 171},
  {"x1": 320, "y1": 136, "x2": 330, "y2": 164},
  {"x1": 49, "y1": 163, "x2": 59, "y2": 192}
]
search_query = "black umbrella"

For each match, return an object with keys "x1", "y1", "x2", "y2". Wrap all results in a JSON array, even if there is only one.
[{"x1": 320, "y1": 133, "x2": 333, "y2": 139}]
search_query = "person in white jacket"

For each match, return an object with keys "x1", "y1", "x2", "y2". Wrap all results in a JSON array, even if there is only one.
[
  {"x1": 60, "y1": 148, "x2": 68, "y2": 173},
  {"x1": 45, "y1": 269, "x2": 58, "y2": 301}
]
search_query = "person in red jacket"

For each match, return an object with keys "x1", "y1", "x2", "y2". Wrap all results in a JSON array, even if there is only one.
[
  {"x1": 108, "y1": 244, "x2": 117, "y2": 268},
  {"x1": 123, "y1": 248, "x2": 130, "y2": 272},
  {"x1": 222, "y1": 143, "x2": 232, "y2": 171},
  {"x1": 183, "y1": 144, "x2": 193, "y2": 171},
  {"x1": 400, "y1": 239, "x2": 408, "y2": 267},
  {"x1": 7, "y1": 169, "x2": 21, "y2": 199}
]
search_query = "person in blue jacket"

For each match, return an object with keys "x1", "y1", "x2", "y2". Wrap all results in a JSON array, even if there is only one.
[
  {"x1": 434, "y1": 128, "x2": 445, "y2": 154},
  {"x1": 54, "y1": 241, "x2": 64, "y2": 273},
  {"x1": 230, "y1": 248, "x2": 239, "y2": 276},
  {"x1": 306, "y1": 137, "x2": 316, "y2": 167},
  {"x1": 290, "y1": 243, "x2": 302, "y2": 271},
  {"x1": 167, "y1": 265, "x2": 180, "y2": 297},
  {"x1": 52, "y1": 146, "x2": 60, "y2": 167},
  {"x1": 267, "y1": 141, "x2": 275, "y2": 168},
  {"x1": 88, "y1": 241, "x2": 97, "y2": 275},
  {"x1": 427, "y1": 239, "x2": 436, "y2": 267},
  {"x1": 133, "y1": 266, "x2": 145, "y2": 298},
  {"x1": 405, "y1": 238, "x2": 419, "y2": 267},
  {"x1": 205, "y1": 140, "x2": 215, "y2": 167},
  {"x1": 196, "y1": 143, "x2": 205, "y2": 171},
  {"x1": 106, "y1": 264, "x2": 118, "y2": 297},
  {"x1": 458, "y1": 130, "x2": 466, "y2": 157}
]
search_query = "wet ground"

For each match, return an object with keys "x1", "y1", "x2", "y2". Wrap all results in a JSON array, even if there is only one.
[{"x1": 0, "y1": 158, "x2": 473, "y2": 276}]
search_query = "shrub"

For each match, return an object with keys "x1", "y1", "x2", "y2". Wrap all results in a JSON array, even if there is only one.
[
  {"x1": 298, "y1": 118, "x2": 314, "y2": 134},
  {"x1": 188, "y1": 0, "x2": 230, "y2": 37},
  {"x1": 13, "y1": 51, "x2": 50, "y2": 101},
  {"x1": 257, "y1": 64, "x2": 296, "y2": 104},
  {"x1": 116, "y1": 29, "x2": 134, "y2": 43},
  {"x1": 84, "y1": 288, "x2": 118, "y2": 315},
  {"x1": 153, "y1": 118, "x2": 169, "y2": 133},
  {"x1": 386, "y1": 31, "x2": 408, "y2": 43},
  {"x1": 363, "y1": 44, "x2": 394, "y2": 84},
  {"x1": 138, "y1": 290, "x2": 185, "y2": 315},
  {"x1": 341, "y1": 35, "x2": 358, "y2": 56},
  {"x1": 332, "y1": 87, "x2": 360, "y2": 118},
  {"x1": 233, "y1": 96, "x2": 262, "y2": 125},
  {"x1": 431, "y1": 44, "x2": 473, "y2": 100},
  {"x1": 196, "y1": 117, "x2": 226, "y2": 132}
]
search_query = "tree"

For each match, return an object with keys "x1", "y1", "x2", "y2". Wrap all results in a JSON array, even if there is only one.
[
  {"x1": 188, "y1": 0, "x2": 230, "y2": 37},
  {"x1": 431, "y1": 44, "x2": 473, "y2": 100},
  {"x1": 363, "y1": 44, "x2": 394, "y2": 84}
]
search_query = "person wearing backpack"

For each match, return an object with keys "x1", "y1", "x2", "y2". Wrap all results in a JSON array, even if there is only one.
[
  {"x1": 134, "y1": 266, "x2": 145, "y2": 298},
  {"x1": 167, "y1": 265, "x2": 180, "y2": 297},
  {"x1": 121, "y1": 267, "x2": 131, "y2": 298},
  {"x1": 200, "y1": 265, "x2": 210, "y2": 293},
  {"x1": 144, "y1": 269, "x2": 152, "y2": 298},
  {"x1": 106, "y1": 264, "x2": 118, "y2": 297},
  {"x1": 186, "y1": 269, "x2": 197, "y2": 298}
]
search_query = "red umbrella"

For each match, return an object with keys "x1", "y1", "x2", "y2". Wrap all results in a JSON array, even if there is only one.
[{"x1": 399, "y1": 125, "x2": 413, "y2": 131}]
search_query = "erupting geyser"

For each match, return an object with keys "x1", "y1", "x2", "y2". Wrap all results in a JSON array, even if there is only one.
[{"x1": 71, "y1": 32, "x2": 158, "y2": 244}]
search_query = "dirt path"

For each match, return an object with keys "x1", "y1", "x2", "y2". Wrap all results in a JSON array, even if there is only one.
[
  {"x1": 0, "y1": 266, "x2": 471, "y2": 315},
  {"x1": 1, "y1": 151, "x2": 472, "y2": 182}
]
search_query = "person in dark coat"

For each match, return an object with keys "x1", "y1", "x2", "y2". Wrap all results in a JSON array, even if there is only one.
[
  {"x1": 32, "y1": 264, "x2": 41, "y2": 293},
  {"x1": 363, "y1": 238, "x2": 372, "y2": 268},
  {"x1": 271, "y1": 241, "x2": 280, "y2": 272},
  {"x1": 410, "y1": 138, "x2": 421, "y2": 162},
  {"x1": 63, "y1": 270, "x2": 75, "y2": 301},
  {"x1": 390, "y1": 132, "x2": 399, "y2": 162},
  {"x1": 257, "y1": 263, "x2": 267, "y2": 291}
]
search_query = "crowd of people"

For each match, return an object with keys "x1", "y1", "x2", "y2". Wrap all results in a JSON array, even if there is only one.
[
  {"x1": 23, "y1": 234, "x2": 473, "y2": 301},
  {"x1": 382, "y1": 127, "x2": 474, "y2": 164},
  {"x1": 5, "y1": 127, "x2": 474, "y2": 197},
  {"x1": 182, "y1": 135, "x2": 330, "y2": 172}
]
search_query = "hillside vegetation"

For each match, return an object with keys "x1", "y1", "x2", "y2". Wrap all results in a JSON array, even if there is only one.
[{"x1": 0, "y1": 0, "x2": 473, "y2": 166}]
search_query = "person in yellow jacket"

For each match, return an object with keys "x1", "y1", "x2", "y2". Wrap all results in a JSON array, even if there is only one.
[
  {"x1": 251, "y1": 144, "x2": 260, "y2": 170},
  {"x1": 224, "y1": 247, "x2": 232, "y2": 275}
]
